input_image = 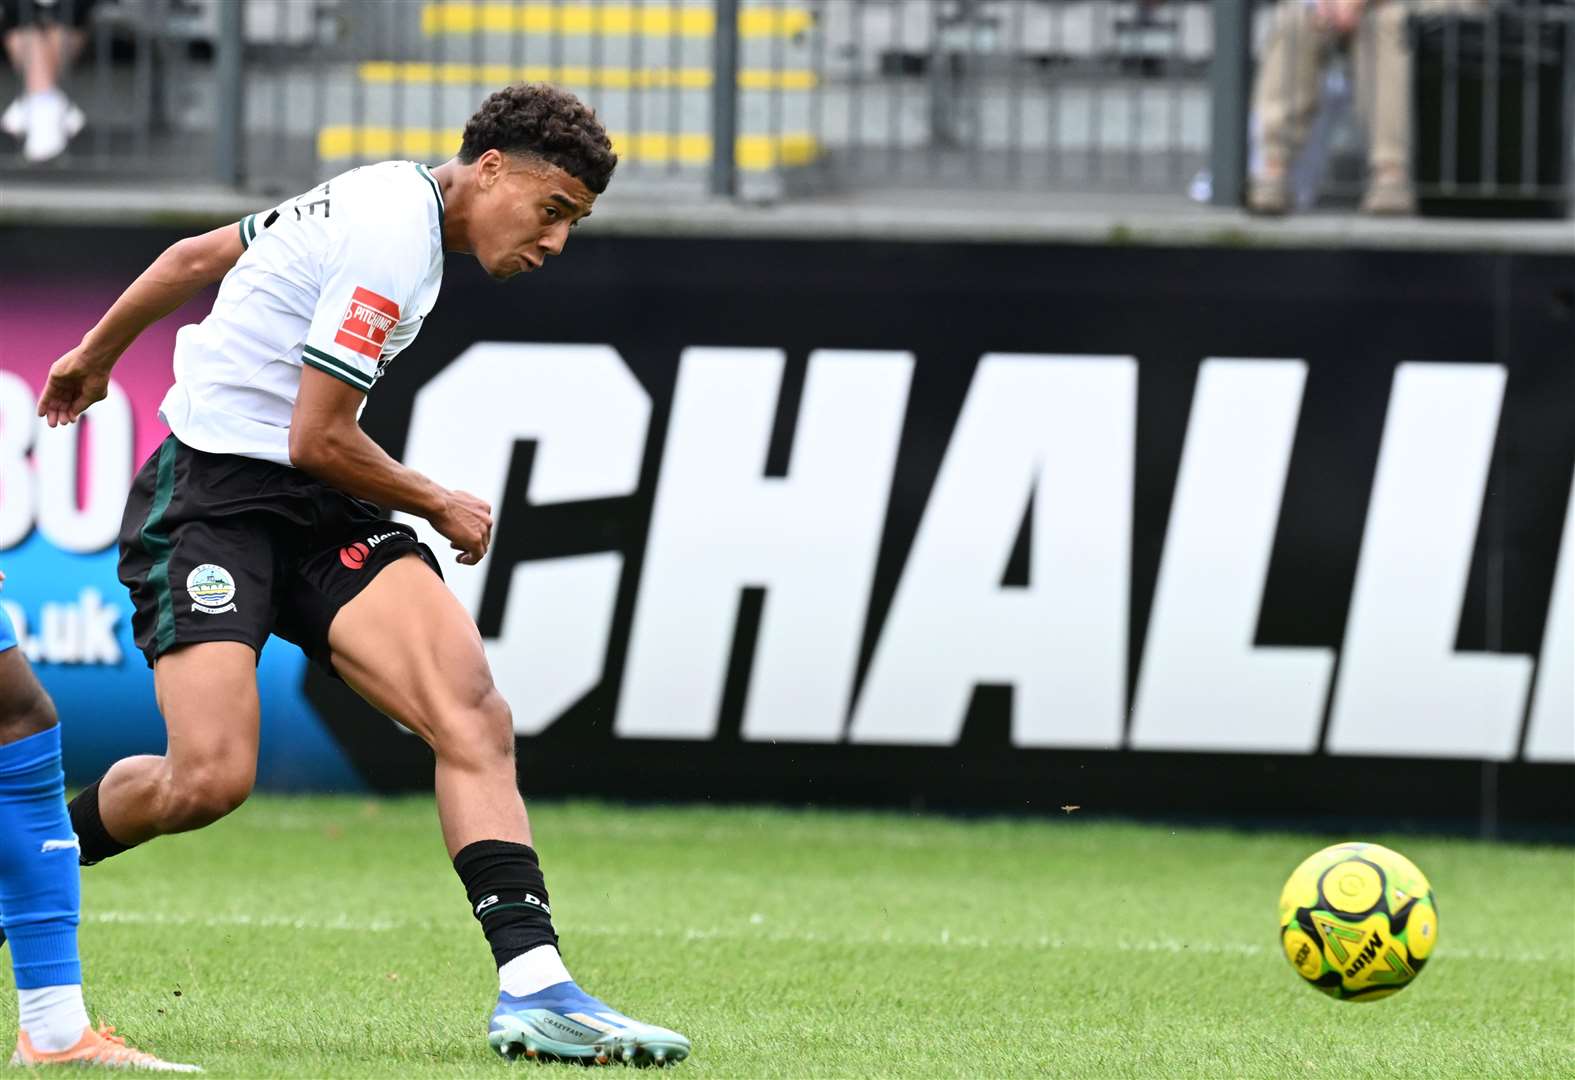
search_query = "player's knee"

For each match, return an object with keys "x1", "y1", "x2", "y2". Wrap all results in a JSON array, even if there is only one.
[
  {"x1": 430, "y1": 686, "x2": 515, "y2": 768},
  {"x1": 0, "y1": 685, "x2": 58, "y2": 746},
  {"x1": 480, "y1": 689, "x2": 515, "y2": 757},
  {"x1": 160, "y1": 761, "x2": 254, "y2": 830}
]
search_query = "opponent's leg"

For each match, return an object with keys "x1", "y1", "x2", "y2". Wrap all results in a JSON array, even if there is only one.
[
  {"x1": 327, "y1": 554, "x2": 689, "y2": 1066},
  {"x1": 0, "y1": 646, "x2": 87, "y2": 1052},
  {"x1": 69, "y1": 641, "x2": 259, "y2": 861},
  {"x1": 0, "y1": 635, "x2": 197, "y2": 1070}
]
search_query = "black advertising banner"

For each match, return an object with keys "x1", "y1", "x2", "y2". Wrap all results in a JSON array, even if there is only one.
[{"x1": 2, "y1": 227, "x2": 1571, "y2": 829}]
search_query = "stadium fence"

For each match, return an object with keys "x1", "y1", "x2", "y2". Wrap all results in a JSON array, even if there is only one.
[{"x1": 0, "y1": 1, "x2": 1569, "y2": 208}]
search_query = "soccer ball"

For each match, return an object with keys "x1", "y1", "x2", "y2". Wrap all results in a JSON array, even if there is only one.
[{"x1": 1278, "y1": 841, "x2": 1438, "y2": 1002}]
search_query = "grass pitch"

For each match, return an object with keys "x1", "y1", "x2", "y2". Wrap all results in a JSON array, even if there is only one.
[{"x1": 2, "y1": 797, "x2": 1570, "y2": 1078}]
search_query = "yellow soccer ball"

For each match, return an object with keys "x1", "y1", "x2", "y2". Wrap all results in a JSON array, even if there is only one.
[{"x1": 1278, "y1": 842, "x2": 1438, "y2": 1002}]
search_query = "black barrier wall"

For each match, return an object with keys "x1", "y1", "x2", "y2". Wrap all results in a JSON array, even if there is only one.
[{"x1": 4, "y1": 227, "x2": 1572, "y2": 831}]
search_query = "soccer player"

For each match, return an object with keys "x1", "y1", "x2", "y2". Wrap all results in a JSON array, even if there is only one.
[
  {"x1": 33, "y1": 84, "x2": 690, "y2": 1066},
  {"x1": 0, "y1": 574, "x2": 197, "y2": 1069}
]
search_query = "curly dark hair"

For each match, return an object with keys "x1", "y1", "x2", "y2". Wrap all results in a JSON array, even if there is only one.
[{"x1": 458, "y1": 83, "x2": 617, "y2": 194}]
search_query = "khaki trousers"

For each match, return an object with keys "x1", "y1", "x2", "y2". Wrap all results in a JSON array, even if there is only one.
[{"x1": 1251, "y1": 0, "x2": 1485, "y2": 175}]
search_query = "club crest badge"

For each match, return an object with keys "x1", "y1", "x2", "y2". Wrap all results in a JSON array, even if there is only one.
[{"x1": 186, "y1": 563, "x2": 238, "y2": 615}]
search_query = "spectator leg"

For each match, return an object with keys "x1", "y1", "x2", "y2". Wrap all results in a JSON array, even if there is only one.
[
  {"x1": 1355, "y1": 1, "x2": 1413, "y2": 181},
  {"x1": 1251, "y1": 0, "x2": 1332, "y2": 178},
  {"x1": 5, "y1": 24, "x2": 84, "y2": 95}
]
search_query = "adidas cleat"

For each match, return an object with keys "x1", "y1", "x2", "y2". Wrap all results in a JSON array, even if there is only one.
[{"x1": 487, "y1": 981, "x2": 690, "y2": 1066}]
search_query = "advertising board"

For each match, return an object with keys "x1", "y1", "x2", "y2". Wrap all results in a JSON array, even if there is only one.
[{"x1": 2, "y1": 227, "x2": 1570, "y2": 826}]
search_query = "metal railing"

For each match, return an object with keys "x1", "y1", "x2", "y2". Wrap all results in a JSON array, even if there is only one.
[
  {"x1": 802, "y1": 1, "x2": 1215, "y2": 193},
  {"x1": 0, "y1": 0, "x2": 1568, "y2": 215},
  {"x1": 310, "y1": 0, "x2": 812, "y2": 198}
]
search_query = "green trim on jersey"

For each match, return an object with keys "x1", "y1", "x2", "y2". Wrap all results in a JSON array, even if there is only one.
[
  {"x1": 302, "y1": 345, "x2": 374, "y2": 393},
  {"x1": 238, "y1": 213, "x2": 262, "y2": 248},
  {"x1": 417, "y1": 164, "x2": 445, "y2": 231},
  {"x1": 141, "y1": 438, "x2": 180, "y2": 655}
]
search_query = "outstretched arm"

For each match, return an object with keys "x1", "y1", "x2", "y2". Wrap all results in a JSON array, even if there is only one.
[{"x1": 36, "y1": 221, "x2": 246, "y2": 427}]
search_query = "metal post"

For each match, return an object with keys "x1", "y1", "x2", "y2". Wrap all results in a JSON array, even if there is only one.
[
  {"x1": 215, "y1": 0, "x2": 246, "y2": 186},
  {"x1": 1209, "y1": 0, "x2": 1251, "y2": 207},
  {"x1": 710, "y1": 0, "x2": 740, "y2": 197}
]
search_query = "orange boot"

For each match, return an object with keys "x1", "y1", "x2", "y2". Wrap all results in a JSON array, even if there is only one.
[{"x1": 12, "y1": 1023, "x2": 200, "y2": 1072}]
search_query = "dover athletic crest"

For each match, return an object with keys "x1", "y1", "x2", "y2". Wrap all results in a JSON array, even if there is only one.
[{"x1": 186, "y1": 564, "x2": 238, "y2": 615}]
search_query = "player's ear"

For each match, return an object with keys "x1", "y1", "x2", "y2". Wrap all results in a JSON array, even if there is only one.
[{"x1": 476, "y1": 149, "x2": 505, "y2": 190}]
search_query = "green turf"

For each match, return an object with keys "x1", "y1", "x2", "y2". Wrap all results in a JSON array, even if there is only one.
[{"x1": 2, "y1": 797, "x2": 1571, "y2": 1078}]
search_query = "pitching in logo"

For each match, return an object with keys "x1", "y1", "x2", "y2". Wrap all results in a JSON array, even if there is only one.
[
  {"x1": 186, "y1": 563, "x2": 238, "y2": 615},
  {"x1": 335, "y1": 286, "x2": 400, "y2": 361}
]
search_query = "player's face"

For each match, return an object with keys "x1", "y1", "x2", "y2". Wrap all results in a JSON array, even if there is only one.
[{"x1": 474, "y1": 157, "x2": 596, "y2": 281}]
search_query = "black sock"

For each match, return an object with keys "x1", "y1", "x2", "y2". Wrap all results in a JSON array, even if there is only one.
[
  {"x1": 68, "y1": 779, "x2": 133, "y2": 866},
  {"x1": 453, "y1": 840, "x2": 559, "y2": 968}
]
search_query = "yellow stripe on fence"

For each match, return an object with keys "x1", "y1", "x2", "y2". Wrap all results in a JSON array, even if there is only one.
[
  {"x1": 317, "y1": 127, "x2": 820, "y2": 170},
  {"x1": 357, "y1": 62, "x2": 818, "y2": 91},
  {"x1": 420, "y1": 3, "x2": 813, "y2": 38}
]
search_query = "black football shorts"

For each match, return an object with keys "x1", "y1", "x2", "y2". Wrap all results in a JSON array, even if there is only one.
[{"x1": 118, "y1": 435, "x2": 443, "y2": 673}]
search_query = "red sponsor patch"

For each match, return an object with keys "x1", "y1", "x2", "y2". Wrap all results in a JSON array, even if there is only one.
[
  {"x1": 339, "y1": 542, "x2": 370, "y2": 570},
  {"x1": 334, "y1": 286, "x2": 400, "y2": 360}
]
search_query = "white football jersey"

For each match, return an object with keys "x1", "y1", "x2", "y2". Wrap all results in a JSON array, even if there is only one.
[{"x1": 158, "y1": 160, "x2": 446, "y2": 466}]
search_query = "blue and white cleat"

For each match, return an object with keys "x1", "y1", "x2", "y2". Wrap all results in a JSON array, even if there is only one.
[{"x1": 488, "y1": 981, "x2": 690, "y2": 1067}]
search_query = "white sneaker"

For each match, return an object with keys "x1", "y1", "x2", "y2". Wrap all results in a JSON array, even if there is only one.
[
  {"x1": 1, "y1": 96, "x2": 24, "y2": 138},
  {"x1": 1, "y1": 95, "x2": 27, "y2": 139},
  {"x1": 23, "y1": 89, "x2": 70, "y2": 162}
]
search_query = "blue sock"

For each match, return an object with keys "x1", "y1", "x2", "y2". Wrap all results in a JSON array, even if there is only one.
[{"x1": 0, "y1": 726, "x2": 82, "y2": 989}]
